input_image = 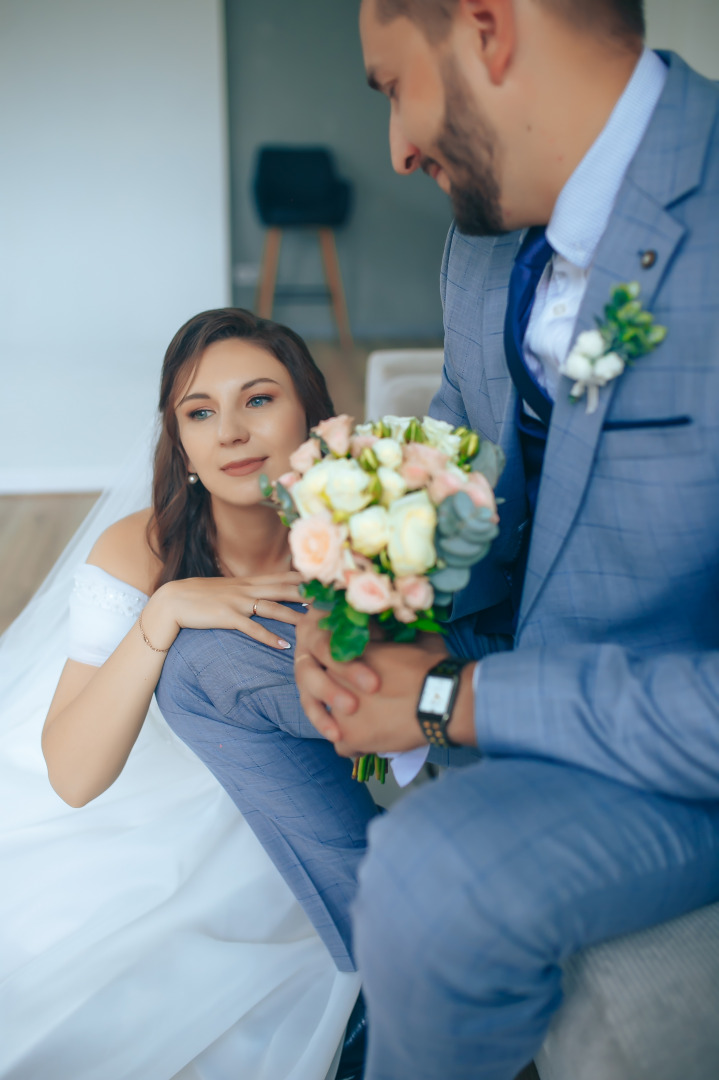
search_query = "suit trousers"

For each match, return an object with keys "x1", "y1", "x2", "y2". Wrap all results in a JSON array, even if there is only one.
[{"x1": 352, "y1": 757, "x2": 719, "y2": 1080}]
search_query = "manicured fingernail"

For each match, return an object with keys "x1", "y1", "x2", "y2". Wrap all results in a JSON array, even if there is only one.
[
  {"x1": 278, "y1": 639, "x2": 292, "y2": 649},
  {"x1": 357, "y1": 671, "x2": 376, "y2": 691}
]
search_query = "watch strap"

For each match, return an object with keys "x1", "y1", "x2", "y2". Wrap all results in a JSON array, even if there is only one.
[{"x1": 416, "y1": 657, "x2": 470, "y2": 748}]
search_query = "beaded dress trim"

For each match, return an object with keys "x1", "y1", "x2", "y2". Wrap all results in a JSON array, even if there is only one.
[{"x1": 71, "y1": 565, "x2": 148, "y2": 619}]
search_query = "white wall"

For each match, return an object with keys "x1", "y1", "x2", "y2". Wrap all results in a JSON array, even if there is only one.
[
  {"x1": 646, "y1": 0, "x2": 719, "y2": 78},
  {"x1": 0, "y1": 0, "x2": 229, "y2": 492}
]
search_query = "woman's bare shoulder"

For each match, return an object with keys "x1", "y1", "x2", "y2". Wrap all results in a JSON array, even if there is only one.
[{"x1": 86, "y1": 509, "x2": 162, "y2": 595}]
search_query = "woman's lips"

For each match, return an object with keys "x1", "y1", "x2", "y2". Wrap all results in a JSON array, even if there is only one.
[{"x1": 221, "y1": 457, "x2": 268, "y2": 477}]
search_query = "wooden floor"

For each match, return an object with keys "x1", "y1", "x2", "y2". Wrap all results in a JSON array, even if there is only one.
[{"x1": 0, "y1": 339, "x2": 439, "y2": 635}]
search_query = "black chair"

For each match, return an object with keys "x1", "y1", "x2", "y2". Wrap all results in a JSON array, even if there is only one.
[{"x1": 253, "y1": 146, "x2": 353, "y2": 349}]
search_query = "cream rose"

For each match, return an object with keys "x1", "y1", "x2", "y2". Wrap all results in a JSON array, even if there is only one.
[
  {"x1": 593, "y1": 351, "x2": 625, "y2": 383},
  {"x1": 382, "y1": 415, "x2": 413, "y2": 441},
  {"x1": 348, "y1": 505, "x2": 390, "y2": 557},
  {"x1": 562, "y1": 350, "x2": 594, "y2": 382},
  {"x1": 387, "y1": 490, "x2": 437, "y2": 576},
  {"x1": 289, "y1": 513, "x2": 347, "y2": 586},
  {"x1": 324, "y1": 458, "x2": 373, "y2": 514},
  {"x1": 421, "y1": 416, "x2": 462, "y2": 457},
  {"x1": 377, "y1": 466, "x2": 408, "y2": 507},
  {"x1": 573, "y1": 329, "x2": 606, "y2": 360},
  {"x1": 291, "y1": 459, "x2": 332, "y2": 517},
  {"x1": 346, "y1": 570, "x2": 394, "y2": 614},
  {"x1": 373, "y1": 437, "x2": 404, "y2": 470}
]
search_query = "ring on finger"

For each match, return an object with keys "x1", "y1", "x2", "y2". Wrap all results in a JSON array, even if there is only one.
[{"x1": 251, "y1": 600, "x2": 259, "y2": 617}]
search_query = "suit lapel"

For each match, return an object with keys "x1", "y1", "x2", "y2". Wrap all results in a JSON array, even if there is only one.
[{"x1": 516, "y1": 52, "x2": 714, "y2": 629}]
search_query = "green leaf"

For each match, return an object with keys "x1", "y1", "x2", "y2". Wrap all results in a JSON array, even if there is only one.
[
  {"x1": 344, "y1": 604, "x2": 370, "y2": 628},
  {"x1": 302, "y1": 580, "x2": 338, "y2": 610},
  {"x1": 329, "y1": 620, "x2": 370, "y2": 662},
  {"x1": 413, "y1": 616, "x2": 444, "y2": 633}
]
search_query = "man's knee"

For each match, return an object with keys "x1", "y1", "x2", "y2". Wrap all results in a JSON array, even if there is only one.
[{"x1": 354, "y1": 763, "x2": 582, "y2": 979}]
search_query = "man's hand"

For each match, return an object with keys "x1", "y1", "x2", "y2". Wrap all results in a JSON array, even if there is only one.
[{"x1": 295, "y1": 607, "x2": 452, "y2": 757}]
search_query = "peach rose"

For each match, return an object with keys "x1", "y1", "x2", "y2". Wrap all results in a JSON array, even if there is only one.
[
  {"x1": 400, "y1": 442, "x2": 449, "y2": 489},
  {"x1": 289, "y1": 513, "x2": 347, "y2": 586},
  {"x1": 427, "y1": 468, "x2": 465, "y2": 505},
  {"x1": 314, "y1": 414, "x2": 354, "y2": 457},
  {"x1": 277, "y1": 470, "x2": 300, "y2": 490},
  {"x1": 395, "y1": 574, "x2": 434, "y2": 612},
  {"x1": 349, "y1": 433, "x2": 378, "y2": 458},
  {"x1": 289, "y1": 437, "x2": 321, "y2": 475},
  {"x1": 392, "y1": 599, "x2": 417, "y2": 624},
  {"x1": 466, "y1": 471, "x2": 498, "y2": 519},
  {"x1": 346, "y1": 570, "x2": 394, "y2": 614}
]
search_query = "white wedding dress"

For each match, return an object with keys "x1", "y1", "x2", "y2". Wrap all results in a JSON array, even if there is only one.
[{"x1": 0, "y1": 434, "x2": 359, "y2": 1080}]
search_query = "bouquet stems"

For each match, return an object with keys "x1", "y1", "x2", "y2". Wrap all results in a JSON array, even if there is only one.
[{"x1": 351, "y1": 754, "x2": 387, "y2": 784}]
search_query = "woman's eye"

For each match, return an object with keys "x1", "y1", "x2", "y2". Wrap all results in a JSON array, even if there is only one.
[
  {"x1": 189, "y1": 408, "x2": 213, "y2": 421},
  {"x1": 248, "y1": 395, "x2": 273, "y2": 408}
]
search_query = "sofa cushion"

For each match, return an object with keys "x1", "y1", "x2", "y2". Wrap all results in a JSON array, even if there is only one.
[{"x1": 535, "y1": 901, "x2": 719, "y2": 1080}]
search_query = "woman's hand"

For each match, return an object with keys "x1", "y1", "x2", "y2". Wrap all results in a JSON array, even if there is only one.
[{"x1": 142, "y1": 572, "x2": 306, "y2": 651}]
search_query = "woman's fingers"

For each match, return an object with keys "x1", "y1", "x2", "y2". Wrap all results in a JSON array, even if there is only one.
[
  {"x1": 294, "y1": 653, "x2": 345, "y2": 741},
  {"x1": 252, "y1": 600, "x2": 304, "y2": 625},
  {"x1": 233, "y1": 615, "x2": 292, "y2": 651}
]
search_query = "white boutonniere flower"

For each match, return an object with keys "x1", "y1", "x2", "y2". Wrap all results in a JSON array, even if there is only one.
[{"x1": 560, "y1": 282, "x2": 667, "y2": 414}]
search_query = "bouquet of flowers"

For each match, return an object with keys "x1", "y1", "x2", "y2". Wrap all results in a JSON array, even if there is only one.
[{"x1": 261, "y1": 413, "x2": 504, "y2": 782}]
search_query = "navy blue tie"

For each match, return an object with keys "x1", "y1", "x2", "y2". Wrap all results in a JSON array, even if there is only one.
[{"x1": 503, "y1": 226, "x2": 554, "y2": 426}]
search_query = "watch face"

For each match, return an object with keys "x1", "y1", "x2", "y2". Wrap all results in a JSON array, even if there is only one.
[{"x1": 418, "y1": 675, "x2": 453, "y2": 717}]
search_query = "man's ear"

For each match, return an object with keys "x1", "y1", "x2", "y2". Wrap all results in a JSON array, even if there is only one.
[{"x1": 457, "y1": 0, "x2": 516, "y2": 86}]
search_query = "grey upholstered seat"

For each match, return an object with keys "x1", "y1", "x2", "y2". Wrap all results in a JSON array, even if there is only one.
[{"x1": 535, "y1": 900, "x2": 719, "y2": 1080}]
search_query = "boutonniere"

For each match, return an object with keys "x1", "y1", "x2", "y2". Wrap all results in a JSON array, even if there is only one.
[{"x1": 560, "y1": 282, "x2": 667, "y2": 414}]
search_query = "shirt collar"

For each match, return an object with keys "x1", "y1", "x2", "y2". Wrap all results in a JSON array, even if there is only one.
[{"x1": 546, "y1": 47, "x2": 667, "y2": 269}]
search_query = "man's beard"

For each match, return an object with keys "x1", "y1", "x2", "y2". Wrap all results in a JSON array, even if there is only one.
[{"x1": 433, "y1": 60, "x2": 505, "y2": 236}]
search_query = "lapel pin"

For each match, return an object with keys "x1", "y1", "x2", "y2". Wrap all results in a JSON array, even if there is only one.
[{"x1": 640, "y1": 250, "x2": 657, "y2": 269}]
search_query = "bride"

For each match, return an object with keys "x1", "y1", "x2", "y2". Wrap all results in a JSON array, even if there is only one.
[{"x1": 0, "y1": 308, "x2": 367, "y2": 1080}]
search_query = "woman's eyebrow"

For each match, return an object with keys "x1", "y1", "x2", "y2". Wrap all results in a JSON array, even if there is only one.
[{"x1": 178, "y1": 378, "x2": 280, "y2": 407}]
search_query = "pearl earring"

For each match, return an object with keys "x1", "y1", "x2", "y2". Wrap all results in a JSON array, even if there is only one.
[{"x1": 188, "y1": 473, "x2": 199, "y2": 485}]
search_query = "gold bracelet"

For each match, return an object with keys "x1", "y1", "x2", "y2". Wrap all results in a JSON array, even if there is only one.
[{"x1": 138, "y1": 610, "x2": 170, "y2": 654}]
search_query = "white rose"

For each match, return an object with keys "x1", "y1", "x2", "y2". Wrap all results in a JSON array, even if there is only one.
[
  {"x1": 324, "y1": 458, "x2": 373, "y2": 514},
  {"x1": 592, "y1": 351, "x2": 625, "y2": 383},
  {"x1": 354, "y1": 421, "x2": 375, "y2": 436},
  {"x1": 348, "y1": 505, "x2": 390, "y2": 556},
  {"x1": 387, "y1": 490, "x2": 437, "y2": 576},
  {"x1": 562, "y1": 348, "x2": 594, "y2": 382},
  {"x1": 421, "y1": 415, "x2": 462, "y2": 457},
  {"x1": 291, "y1": 460, "x2": 332, "y2": 518},
  {"x1": 573, "y1": 329, "x2": 606, "y2": 360},
  {"x1": 373, "y1": 437, "x2": 403, "y2": 470},
  {"x1": 377, "y1": 466, "x2": 408, "y2": 507},
  {"x1": 382, "y1": 415, "x2": 413, "y2": 441}
]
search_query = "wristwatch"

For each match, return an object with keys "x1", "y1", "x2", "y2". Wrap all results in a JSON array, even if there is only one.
[{"x1": 416, "y1": 657, "x2": 470, "y2": 748}]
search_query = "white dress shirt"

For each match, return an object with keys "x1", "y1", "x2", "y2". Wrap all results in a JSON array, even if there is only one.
[{"x1": 523, "y1": 47, "x2": 667, "y2": 404}]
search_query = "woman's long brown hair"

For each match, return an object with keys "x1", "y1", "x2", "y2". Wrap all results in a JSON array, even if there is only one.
[{"x1": 149, "y1": 308, "x2": 335, "y2": 588}]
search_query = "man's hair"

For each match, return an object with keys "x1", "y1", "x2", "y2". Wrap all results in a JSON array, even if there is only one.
[{"x1": 374, "y1": 0, "x2": 645, "y2": 44}]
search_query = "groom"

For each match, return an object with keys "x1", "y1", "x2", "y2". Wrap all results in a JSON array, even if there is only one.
[
  {"x1": 157, "y1": 0, "x2": 719, "y2": 1076},
  {"x1": 291, "y1": 0, "x2": 719, "y2": 1077}
]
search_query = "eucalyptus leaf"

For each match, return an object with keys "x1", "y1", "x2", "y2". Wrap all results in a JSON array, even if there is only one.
[{"x1": 470, "y1": 441, "x2": 506, "y2": 488}]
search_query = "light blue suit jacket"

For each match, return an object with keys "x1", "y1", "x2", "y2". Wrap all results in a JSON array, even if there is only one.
[{"x1": 432, "y1": 53, "x2": 719, "y2": 801}]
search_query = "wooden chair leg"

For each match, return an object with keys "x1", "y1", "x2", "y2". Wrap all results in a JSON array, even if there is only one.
[
  {"x1": 318, "y1": 227, "x2": 353, "y2": 351},
  {"x1": 256, "y1": 227, "x2": 282, "y2": 318}
]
